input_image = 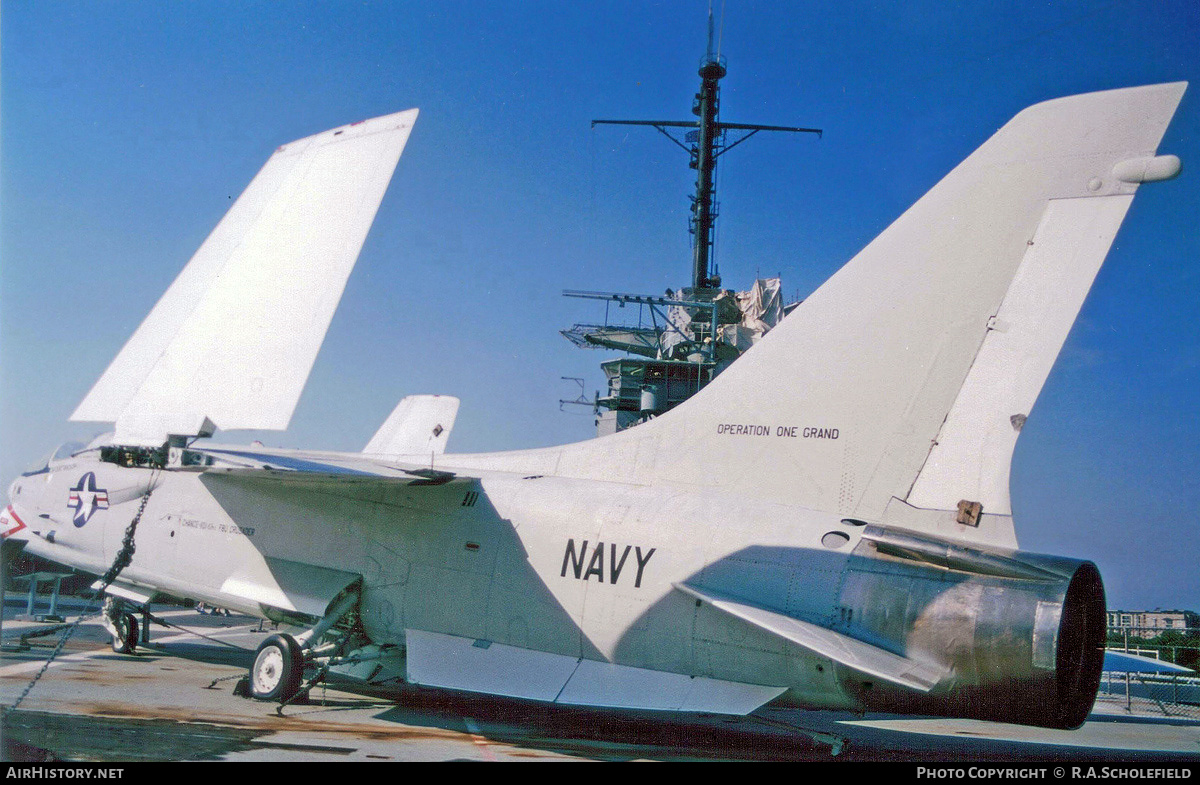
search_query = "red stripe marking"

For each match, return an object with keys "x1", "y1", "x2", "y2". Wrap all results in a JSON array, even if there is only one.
[{"x1": 2, "y1": 506, "x2": 27, "y2": 539}]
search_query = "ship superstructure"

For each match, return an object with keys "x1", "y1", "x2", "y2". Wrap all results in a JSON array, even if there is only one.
[{"x1": 563, "y1": 18, "x2": 820, "y2": 434}]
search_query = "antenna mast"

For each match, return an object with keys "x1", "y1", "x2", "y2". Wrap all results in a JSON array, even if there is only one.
[
  {"x1": 691, "y1": 8, "x2": 726, "y2": 289},
  {"x1": 592, "y1": 9, "x2": 821, "y2": 292},
  {"x1": 565, "y1": 9, "x2": 823, "y2": 436}
]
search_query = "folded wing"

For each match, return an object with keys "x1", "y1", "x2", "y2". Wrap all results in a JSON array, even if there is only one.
[{"x1": 72, "y1": 110, "x2": 419, "y2": 446}]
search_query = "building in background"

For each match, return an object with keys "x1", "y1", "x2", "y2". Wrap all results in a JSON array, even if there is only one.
[{"x1": 1107, "y1": 609, "x2": 1200, "y2": 639}]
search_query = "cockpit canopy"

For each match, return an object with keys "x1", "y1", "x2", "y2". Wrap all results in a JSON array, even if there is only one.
[{"x1": 22, "y1": 438, "x2": 105, "y2": 476}]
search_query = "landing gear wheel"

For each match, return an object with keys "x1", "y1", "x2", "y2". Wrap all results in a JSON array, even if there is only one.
[
  {"x1": 250, "y1": 633, "x2": 304, "y2": 701},
  {"x1": 110, "y1": 612, "x2": 139, "y2": 654}
]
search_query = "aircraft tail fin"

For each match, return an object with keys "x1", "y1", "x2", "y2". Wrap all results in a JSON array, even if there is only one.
[
  {"x1": 364, "y1": 395, "x2": 459, "y2": 459},
  {"x1": 516, "y1": 82, "x2": 1186, "y2": 547},
  {"x1": 71, "y1": 109, "x2": 418, "y2": 446}
]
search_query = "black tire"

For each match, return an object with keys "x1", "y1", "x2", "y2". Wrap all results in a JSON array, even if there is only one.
[
  {"x1": 249, "y1": 633, "x2": 304, "y2": 701},
  {"x1": 110, "y1": 612, "x2": 138, "y2": 654}
]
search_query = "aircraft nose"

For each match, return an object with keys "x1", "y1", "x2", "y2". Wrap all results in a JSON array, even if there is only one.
[
  {"x1": 1, "y1": 504, "x2": 31, "y2": 542},
  {"x1": 3, "y1": 472, "x2": 36, "y2": 540}
]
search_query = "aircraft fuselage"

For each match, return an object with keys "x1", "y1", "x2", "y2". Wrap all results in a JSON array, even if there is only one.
[{"x1": 6, "y1": 449, "x2": 1104, "y2": 728}]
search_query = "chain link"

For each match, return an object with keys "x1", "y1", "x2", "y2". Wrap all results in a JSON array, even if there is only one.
[
  {"x1": 275, "y1": 631, "x2": 356, "y2": 715},
  {"x1": 140, "y1": 607, "x2": 250, "y2": 652}
]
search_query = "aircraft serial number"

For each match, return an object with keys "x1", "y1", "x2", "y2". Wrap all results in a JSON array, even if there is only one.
[{"x1": 180, "y1": 518, "x2": 254, "y2": 536}]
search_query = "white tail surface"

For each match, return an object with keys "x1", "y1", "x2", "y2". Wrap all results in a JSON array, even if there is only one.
[
  {"x1": 364, "y1": 394, "x2": 459, "y2": 458},
  {"x1": 449, "y1": 84, "x2": 1186, "y2": 544},
  {"x1": 71, "y1": 109, "x2": 419, "y2": 444},
  {"x1": 904, "y1": 195, "x2": 1135, "y2": 516}
]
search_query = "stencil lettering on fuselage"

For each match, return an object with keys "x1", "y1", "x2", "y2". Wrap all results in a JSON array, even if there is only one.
[
  {"x1": 715, "y1": 424, "x2": 840, "y2": 439},
  {"x1": 560, "y1": 539, "x2": 655, "y2": 588}
]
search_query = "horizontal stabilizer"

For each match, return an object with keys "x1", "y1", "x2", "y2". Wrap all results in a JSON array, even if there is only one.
[
  {"x1": 71, "y1": 109, "x2": 419, "y2": 444},
  {"x1": 365, "y1": 395, "x2": 459, "y2": 458},
  {"x1": 859, "y1": 525, "x2": 1063, "y2": 582},
  {"x1": 674, "y1": 583, "x2": 946, "y2": 692}
]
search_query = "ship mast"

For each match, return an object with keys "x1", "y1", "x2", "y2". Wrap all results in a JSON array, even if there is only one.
[
  {"x1": 591, "y1": 9, "x2": 821, "y2": 293},
  {"x1": 692, "y1": 9, "x2": 728, "y2": 290},
  {"x1": 564, "y1": 10, "x2": 822, "y2": 435}
]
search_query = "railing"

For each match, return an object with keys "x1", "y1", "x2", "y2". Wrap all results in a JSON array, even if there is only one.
[
  {"x1": 1096, "y1": 670, "x2": 1200, "y2": 719},
  {"x1": 1106, "y1": 625, "x2": 1200, "y2": 670}
]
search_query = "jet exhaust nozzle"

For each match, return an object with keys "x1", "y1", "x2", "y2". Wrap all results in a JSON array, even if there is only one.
[{"x1": 837, "y1": 528, "x2": 1106, "y2": 729}]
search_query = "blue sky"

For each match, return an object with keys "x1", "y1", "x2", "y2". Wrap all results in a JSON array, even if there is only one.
[{"x1": 2, "y1": 1, "x2": 1198, "y2": 610}]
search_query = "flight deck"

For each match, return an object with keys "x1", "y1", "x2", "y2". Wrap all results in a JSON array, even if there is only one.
[{"x1": 3, "y1": 603, "x2": 1197, "y2": 763}]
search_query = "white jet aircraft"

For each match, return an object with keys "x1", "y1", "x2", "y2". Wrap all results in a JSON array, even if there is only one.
[{"x1": 2, "y1": 83, "x2": 1187, "y2": 731}]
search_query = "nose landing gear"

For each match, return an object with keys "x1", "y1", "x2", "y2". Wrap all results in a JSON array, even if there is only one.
[{"x1": 102, "y1": 597, "x2": 139, "y2": 654}]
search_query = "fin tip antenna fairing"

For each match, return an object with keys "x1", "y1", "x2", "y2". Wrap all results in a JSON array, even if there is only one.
[{"x1": 70, "y1": 109, "x2": 420, "y2": 446}]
